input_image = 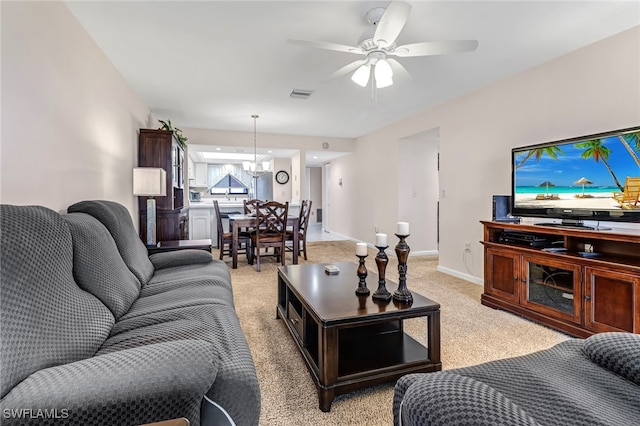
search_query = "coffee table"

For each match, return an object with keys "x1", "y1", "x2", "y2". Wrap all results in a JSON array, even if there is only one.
[{"x1": 276, "y1": 262, "x2": 441, "y2": 412}]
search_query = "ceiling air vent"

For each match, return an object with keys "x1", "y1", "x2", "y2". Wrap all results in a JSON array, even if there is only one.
[{"x1": 289, "y1": 89, "x2": 314, "y2": 99}]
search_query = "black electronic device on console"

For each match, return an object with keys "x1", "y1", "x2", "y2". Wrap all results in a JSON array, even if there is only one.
[
  {"x1": 498, "y1": 230, "x2": 558, "y2": 248},
  {"x1": 492, "y1": 195, "x2": 520, "y2": 223}
]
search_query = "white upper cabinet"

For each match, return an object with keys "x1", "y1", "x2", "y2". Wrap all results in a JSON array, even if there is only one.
[{"x1": 194, "y1": 163, "x2": 208, "y2": 187}]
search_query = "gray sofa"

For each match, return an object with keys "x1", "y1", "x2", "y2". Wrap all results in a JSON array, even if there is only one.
[
  {"x1": 393, "y1": 332, "x2": 640, "y2": 426},
  {"x1": 0, "y1": 200, "x2": 260, "y2": 426}
]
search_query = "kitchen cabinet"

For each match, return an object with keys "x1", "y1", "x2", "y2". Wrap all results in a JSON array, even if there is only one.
[
  {"x1": 194, "y1": 163, "x2": 208, "y2": 187},
  {"x1": 189, "y1": 208, "x2": 211, "y2": 241}
]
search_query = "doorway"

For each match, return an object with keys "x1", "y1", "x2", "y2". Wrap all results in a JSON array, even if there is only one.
[
  {"x1": 398, "y1": 128, "x2": 439, "y2": 253},
  {"x1": 323, "y1": 162, "x2": 331, "y2": 233}
]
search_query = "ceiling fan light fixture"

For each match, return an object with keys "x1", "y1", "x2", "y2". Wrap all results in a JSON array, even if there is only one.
[
  {"x1": 374, "y1": 59, "x2": 393, "y2": 88},
  {"x1": 351, "y1": 64, "x2": 371, "y2": 87}
]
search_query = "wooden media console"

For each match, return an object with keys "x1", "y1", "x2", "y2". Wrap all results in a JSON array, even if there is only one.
[{"x1": 481, "y1": 221, "x2": 640, "y2": 337}]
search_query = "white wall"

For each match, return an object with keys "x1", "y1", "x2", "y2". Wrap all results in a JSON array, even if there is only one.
[
  {"x1": 1, "y1": 1, "x2": 155, "y2": 216},
  {"x1": 291, "y1": 150, "x2": 303, "y2": 202},
  {"x1": 329, "y1": 26, "x2": 640, "y2": 282},
  {"x1": 272, "y1": 157, "x2": 292, "y2": 202}
]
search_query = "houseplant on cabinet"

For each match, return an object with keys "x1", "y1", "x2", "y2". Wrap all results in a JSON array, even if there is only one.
[{"x1": 158, "y1": 119, "x2": 188, "y2": 148}]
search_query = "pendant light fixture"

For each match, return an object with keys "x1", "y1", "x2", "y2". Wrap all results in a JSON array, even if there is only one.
[{"x1": 243, "y1": 114, "x2": 270, "y2": 178}]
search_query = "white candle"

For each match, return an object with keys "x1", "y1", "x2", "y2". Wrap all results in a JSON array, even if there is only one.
[
  {"x1": 376, "y1": 233, "x2": 387, "y2": 247},
  {"x1": 356, "y1": 242, "x2": 368, "y2": 256},
  {"x1": 397, "y1": 222, "x2": 410, "y2": 235}
]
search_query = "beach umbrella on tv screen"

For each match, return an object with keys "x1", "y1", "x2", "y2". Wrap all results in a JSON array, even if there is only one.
[
  {"x1": 539, "y1": 180, "x2": 555, "y2": 195},
  {"x1": 574, "y1": 177, "x2": 593, "y2": 197}
]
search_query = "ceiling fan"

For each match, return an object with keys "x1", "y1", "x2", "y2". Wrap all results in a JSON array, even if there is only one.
[{"x1": 288, "y1": 1, "x2": 478, "y2": 91}]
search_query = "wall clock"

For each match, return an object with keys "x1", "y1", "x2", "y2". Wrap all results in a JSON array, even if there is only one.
[{"x1": 275, "y1": 170, "x2": 289, "y2": 184}]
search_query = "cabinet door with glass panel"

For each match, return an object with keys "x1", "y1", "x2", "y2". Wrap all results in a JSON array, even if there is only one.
[{"x1": 521, "y1": 255, "x2": 581, "y2": 324}]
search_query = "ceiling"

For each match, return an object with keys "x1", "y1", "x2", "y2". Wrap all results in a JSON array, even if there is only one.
[{"x1": 65, "y1": 1, "x2": 639, "y2": 146}]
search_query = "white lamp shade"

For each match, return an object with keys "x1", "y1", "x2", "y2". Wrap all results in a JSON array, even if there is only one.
[
  {"x1": 351, "y1": 64, "x2": 371, "y2": 87},
  {"x1": 133, "y1": 168, "x2": 167, "y2": 196},
  {"x1": 374, "y1": 59, "x2": 393, "y2": 88}
]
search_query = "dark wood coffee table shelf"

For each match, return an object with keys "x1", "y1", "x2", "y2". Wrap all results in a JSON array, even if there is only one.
[{"x1": 277, "y1": 262, "x2": 441, "y2": 412}]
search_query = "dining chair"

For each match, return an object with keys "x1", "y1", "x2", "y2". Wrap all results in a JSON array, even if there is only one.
[
  {"x1": 286, "y1": 199, "x2": 312, "y2": 260},
  {"x1": 243, "y1": 198, "x2": 263, "y2": 214},
  {"x1": 213, "y1": 200, "x2": 251, "y2": 262},
  {"x1": 249, "y1": 201, "x2": 289, "y2": 272}
]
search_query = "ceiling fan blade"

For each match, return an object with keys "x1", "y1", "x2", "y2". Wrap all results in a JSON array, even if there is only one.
[
  {"x1": 326, "y1": 59, "x2": 368, "y2": 80},
  {"x1": 391, "y1": 40, "x2": 479, "y2": 57},
  {"x1": 374, "y1": 1, "x2": 412, "y2": 49},
  {"x1": 287, "y1": 39, "x2": 363, "y2": 55},
  {"x1": 387, "y1": 58, "x2": 412, "y2": 82}
]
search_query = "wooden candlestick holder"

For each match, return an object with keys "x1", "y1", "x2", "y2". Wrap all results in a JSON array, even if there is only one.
[
  {"x1": 393, "y1": 234, "x2": 413, "y2": 303},
  {"x1": 372, "y1": 245, "x2": 392, "y2": 301},
  {"x1": 355, "y1": 254, "x2": 370, "y2": 296}
]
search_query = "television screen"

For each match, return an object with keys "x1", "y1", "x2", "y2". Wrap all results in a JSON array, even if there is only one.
[{"x1": 511, "y1": 126, "x2": 640, "y2": 224}]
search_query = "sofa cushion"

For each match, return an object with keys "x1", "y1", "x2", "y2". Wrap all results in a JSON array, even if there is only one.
[
  {"x1": 98, "y1": 303, "x2": 261, "y2": 426},
  {"x1": 0, "y1": 340, "x2": 217, "y2": 426},
  {"x1": 63, "y1": 213, "x2": 140, "y2": 319},
  {"x1": 394, "y1": 338, "x2": 640, "y2": 426},
  {"x1": 0, "y1": 205, "x2": 114, "y2": 398},
  {"x1": 398, "y1": 372, "x2": 540, "y2": 426},
  {"x1": 582, "y1": 332, "x2": 640, "y2": 385},
  {"x1": 144, "y1": 261, "x2": 233, "y2": 296},
  {"x1": 67, "y1": 200, "x2": 154, "y2": 286},
  {"x1": 120, "y1": 282, "x2": 235, "y2": 322}
]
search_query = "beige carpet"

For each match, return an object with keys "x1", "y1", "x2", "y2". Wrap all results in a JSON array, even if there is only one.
[{"x1": 220, "y1": 241, "x2": 569, "y2": 425}]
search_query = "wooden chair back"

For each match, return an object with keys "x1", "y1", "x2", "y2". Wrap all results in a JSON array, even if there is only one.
[
  {"x1": 298, "y1": 199, "x2": 312, "y2": 232},
  {"x1": 251, "y1": 201, "x2": 289, "y2": 271},
  {"x1": 213, "y1": 200, "x2": 225, "y2": 244},
  {"x1": 244, "y1": 199, "x2": 262, "y2": 214},
  {"x1": 256, "y1": 201, "x2": 288, "y2": 236}
]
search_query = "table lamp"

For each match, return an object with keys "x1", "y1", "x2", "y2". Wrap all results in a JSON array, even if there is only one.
[{"x1": 133, "y1": 167, "x2": 167, "y2": 247}]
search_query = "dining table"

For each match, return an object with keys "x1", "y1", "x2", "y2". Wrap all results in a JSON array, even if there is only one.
[{"x1": 228, "y1": 214, "x2": 299, "y2": 269}]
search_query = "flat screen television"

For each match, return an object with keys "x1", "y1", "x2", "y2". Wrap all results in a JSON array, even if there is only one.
[{"x1": 511, "y1": 126, "x2": 640, "y2": 227}]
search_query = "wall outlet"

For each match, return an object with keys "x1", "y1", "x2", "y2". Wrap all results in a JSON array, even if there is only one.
[{"x1": 464, "y1": 242, "x2": 471, "y2": 252}]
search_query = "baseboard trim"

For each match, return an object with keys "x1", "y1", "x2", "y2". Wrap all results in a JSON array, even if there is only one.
[
  {"x1": 437, "y1": 265, "x2": 483, "y2": 285},
  {"x1": 411, "y1": 250, "x2": 438, "y2": 256}
]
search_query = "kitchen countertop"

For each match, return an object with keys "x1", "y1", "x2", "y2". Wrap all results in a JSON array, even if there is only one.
[
  {"x1": 188, "y1": 200, "x2": 301, "y2": 208},
  {"x1": 189, "y1": 200, "x2": 244, "y2": 208}
]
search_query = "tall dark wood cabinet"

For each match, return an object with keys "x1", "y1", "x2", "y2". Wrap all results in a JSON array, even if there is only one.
[
  {"x1": 481, "y1": 221, "x2": 640, "y2": 337},
  {"x1": 138, "y1": 129, "x2": 187, "y2": 242}
]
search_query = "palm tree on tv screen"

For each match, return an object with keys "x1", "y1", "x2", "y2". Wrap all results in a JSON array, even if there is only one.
[
  {"x1": 515, "y1": 146, "x2": 565, "y2": 170},
  {"x1": 574, "y1": 139, "x2": 624, "y2": 191},
  {"x1": 617, "y1": 131, "x2": 640, "y2": 168}
]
